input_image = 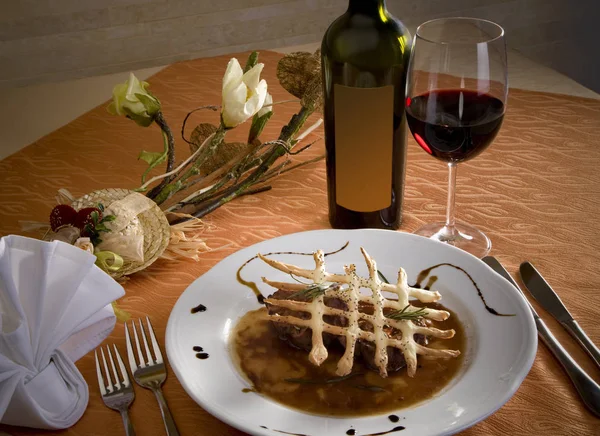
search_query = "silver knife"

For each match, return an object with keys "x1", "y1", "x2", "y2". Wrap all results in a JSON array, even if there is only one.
[
  {"x1": 520, "y1": 261, "x2": 600, "y2": 369},
  {"x1": 482, "y1": 256, "x2": 600, "y2": 417}
]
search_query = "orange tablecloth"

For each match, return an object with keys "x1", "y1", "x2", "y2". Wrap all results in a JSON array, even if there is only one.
[{"x1": 1, "y1": 51, "x2": 599, "y2": 435}]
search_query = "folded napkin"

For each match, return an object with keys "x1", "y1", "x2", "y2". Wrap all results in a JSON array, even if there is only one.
[{"x1": 0, "y1": 235, "x2": 125, "y2": 429}]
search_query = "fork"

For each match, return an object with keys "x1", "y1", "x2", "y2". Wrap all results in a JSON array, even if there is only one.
[
  {"x1": 94, "y1": 345, "x2": 136, "y2": 436},
  {"x1": 125, "y1": 317, "x2": 180, "y2": 436}
]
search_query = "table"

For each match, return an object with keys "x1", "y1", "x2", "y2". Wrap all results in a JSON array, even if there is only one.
[{"x1": 1, "y1": 50, "x2": 599, "y2": 435}]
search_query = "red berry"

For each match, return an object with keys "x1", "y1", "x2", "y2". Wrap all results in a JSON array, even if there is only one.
[
  {"x1": 49, "y1": 204, "x2": 77, "y2": 231},
  {"x1": 74, "y1": 207, "x2": 102, "y2": 236}
]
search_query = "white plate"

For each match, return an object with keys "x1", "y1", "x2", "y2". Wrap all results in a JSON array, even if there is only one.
[{"x1": 166, "y1": 229, "x2": 537, "y2": 436}]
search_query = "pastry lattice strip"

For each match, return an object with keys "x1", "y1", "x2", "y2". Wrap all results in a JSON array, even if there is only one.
[{"x1": 259, "y1": 248, "x2": 460, "y2": 377}]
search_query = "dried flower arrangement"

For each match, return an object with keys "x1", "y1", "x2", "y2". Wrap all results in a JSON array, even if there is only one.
[{"x1": 32, "y1": 51, "x2": 324, "y2": 279}]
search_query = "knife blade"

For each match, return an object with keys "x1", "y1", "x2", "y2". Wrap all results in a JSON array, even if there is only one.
[
  {"x1": 519, "y1": 262, "x2": 573, "y2": 323},
  {"x1": 520, "y1": 261, "x2": 600, "y2": 369},
  {"x1": 482, "y1": 256, "x2": 600, "y2": 417}
]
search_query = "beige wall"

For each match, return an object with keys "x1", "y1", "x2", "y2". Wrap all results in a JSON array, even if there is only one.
[
  {"x1": 505, "y1": 0, "x2": 598, "y2": 95},
  {"x1": 0, "y1": 0, "x2": 597, "y2": 91}
]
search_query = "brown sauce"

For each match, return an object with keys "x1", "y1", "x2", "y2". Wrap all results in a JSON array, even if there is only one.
[{"x1": 230, "y1": 303, "x2": 465, "y2": 417}]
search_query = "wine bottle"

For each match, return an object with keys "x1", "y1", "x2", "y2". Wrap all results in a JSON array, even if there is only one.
[{"x1": 321, "y1": 0, "x2": 412, "y2": 229}]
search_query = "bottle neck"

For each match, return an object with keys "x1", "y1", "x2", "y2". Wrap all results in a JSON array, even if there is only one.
[{"x1": 347, "y1": 0, "x2": 386, "y2": 14}]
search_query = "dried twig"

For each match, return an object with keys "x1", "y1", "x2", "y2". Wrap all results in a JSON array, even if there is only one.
[
  {"x1": 180, "y1": 105, "x2": 219, "y2": 145},
  {"x1": 139, "y1": 133, "x2": 216, "y2": 193},
  {"x1": 258, "y1": 154, "x2": 324, "y2": 184},
  {"x1": 183, "y1": 106, "x2": 314, "y2": 220},
  {"x1": 240, "y1": 185, "x2": 272, "y2": 197}
]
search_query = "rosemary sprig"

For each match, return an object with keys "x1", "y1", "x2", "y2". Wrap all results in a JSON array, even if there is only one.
[
  {"x1": 353, "y1": 384, "x2": 387, "y2": 393},
  {"x1": 377, "y1": 269, "x2": 390, "y2": 284},
  {"x1": 288, "y1": 282, "x2": 334, "y2": 300},
  {"x1": 289, "y1": 273, "x2": 311, "y2": 285},
  {"x1": 284, "y1": 372, "x2": 363, "y2": 385},
  {"x1": 386, "y1": 305, "x2": 428, "y2": 321}
]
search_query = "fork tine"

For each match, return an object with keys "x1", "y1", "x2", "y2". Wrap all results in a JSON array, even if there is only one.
[
  {"x1": 131, "y1": 320, "x2": 147, "y2": 368},
  {"x1": 113, "y1": 344, "x2": 131, "y2": 387},
  {"x1": 138, "y1": 318, "x2": 154, "y2": 366},
  {"x1": 124, "y1": 321, "x2": 139, "y2": 374},
  {"x1": 106, "y1": 345, "x2": 122, "y2": 390},
  {"x1": 94, "y1": 350, "x2": 107, "y2": 396},
  {"x1": 146, "y1": 316, "x2": 164, "y2": 364},
  {"x1": 100, "y1": 347, "x2": 114, "y2": 393}
]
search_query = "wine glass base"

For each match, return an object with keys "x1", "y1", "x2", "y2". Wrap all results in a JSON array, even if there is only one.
[{"x1": 414, "y1": 221, "x2": 491, "y2": 258}]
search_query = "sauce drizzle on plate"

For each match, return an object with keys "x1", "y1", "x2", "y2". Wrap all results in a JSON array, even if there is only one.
[
  {"x1": 191, "y1": 304, "x2": 207, "y2": 314},
  {"x1": 415, "y1": 263, "x2": 514, "y2": 316}
]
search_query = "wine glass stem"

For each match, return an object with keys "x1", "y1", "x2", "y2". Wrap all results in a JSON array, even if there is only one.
[{"x1": 445, "y1": 162, "x2": 457, "y2": 230}]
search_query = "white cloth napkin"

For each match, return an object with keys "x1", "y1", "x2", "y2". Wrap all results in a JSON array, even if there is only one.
[{"x1": 0, "y1": 235, "x2": 125, "y2": 429}]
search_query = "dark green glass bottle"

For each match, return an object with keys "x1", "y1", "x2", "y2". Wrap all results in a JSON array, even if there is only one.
[{"x1": 321, "y1": 0, "x2": 411, "y2": 229}]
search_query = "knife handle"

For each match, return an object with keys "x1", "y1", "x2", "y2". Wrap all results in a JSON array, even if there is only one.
[
  {"x1": 536, "y1": 316, "x2": 600, "y2": 417},
  {"x1": 562, "y1": 319, "x2": 600, "y2": 369}
]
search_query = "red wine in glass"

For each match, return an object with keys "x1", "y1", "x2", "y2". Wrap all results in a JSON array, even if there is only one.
[
  {"x1": 406, "y1": 89, "x2": 504, "y2": 163},
  {"x1": 405, "y1": 17, "x2": 508, "y2": 258}
]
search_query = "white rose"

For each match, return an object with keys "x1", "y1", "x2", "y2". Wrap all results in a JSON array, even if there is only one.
[
  {"x1": 257, "y1": 92, "x2": 273, "y2": 118},
  {"x1": 107, "y1": 72, "x2": 160, "y2": 127},
  {"x1": 221, "y1": 58, "x2": 268, "y2": 128},
  {"x1": 74, "y1": 237, "x2": 94, "y2": 254}
]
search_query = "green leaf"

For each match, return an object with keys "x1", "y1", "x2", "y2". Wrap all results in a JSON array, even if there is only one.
[
  {"x1": 90, "y1": 211, "x2": 99, "y2": 225},
  {"x1": 102, "y1": 215, "x2": 116, "y2": 222},
  {"x1": 83, "y1": 224, "x2": 95, "y2": 238},
  {"x1": 247, "y1": 111, "x2": 273, "y2": 144},
  {"x1": 244, "y1": 51, "x2": 259, "y2": 73},
  {"x1": 124, "y1": 109, "x2": 154, "y2": 127},
  {"x1": 135, "y1": 92, "x2": 161, "y2": 115},
  {"x1": 137, "y1": 124, "x2": 169, "y2": 183},
  {"x1": 138, "y1": 150, "x2": 165, "y2": 166},
  {"x1": 138, "y1": 150, "x2": 167, "y2": 183}
]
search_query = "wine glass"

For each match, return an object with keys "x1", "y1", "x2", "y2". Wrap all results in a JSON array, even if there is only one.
[{"x1": 405, "y1": 17, "x2": 507, "y2": 258}]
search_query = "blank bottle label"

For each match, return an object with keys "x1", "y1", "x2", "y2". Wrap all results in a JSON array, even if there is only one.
[{"x1": 334, "y1": 84, "x2": 393, "y2": 212}]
